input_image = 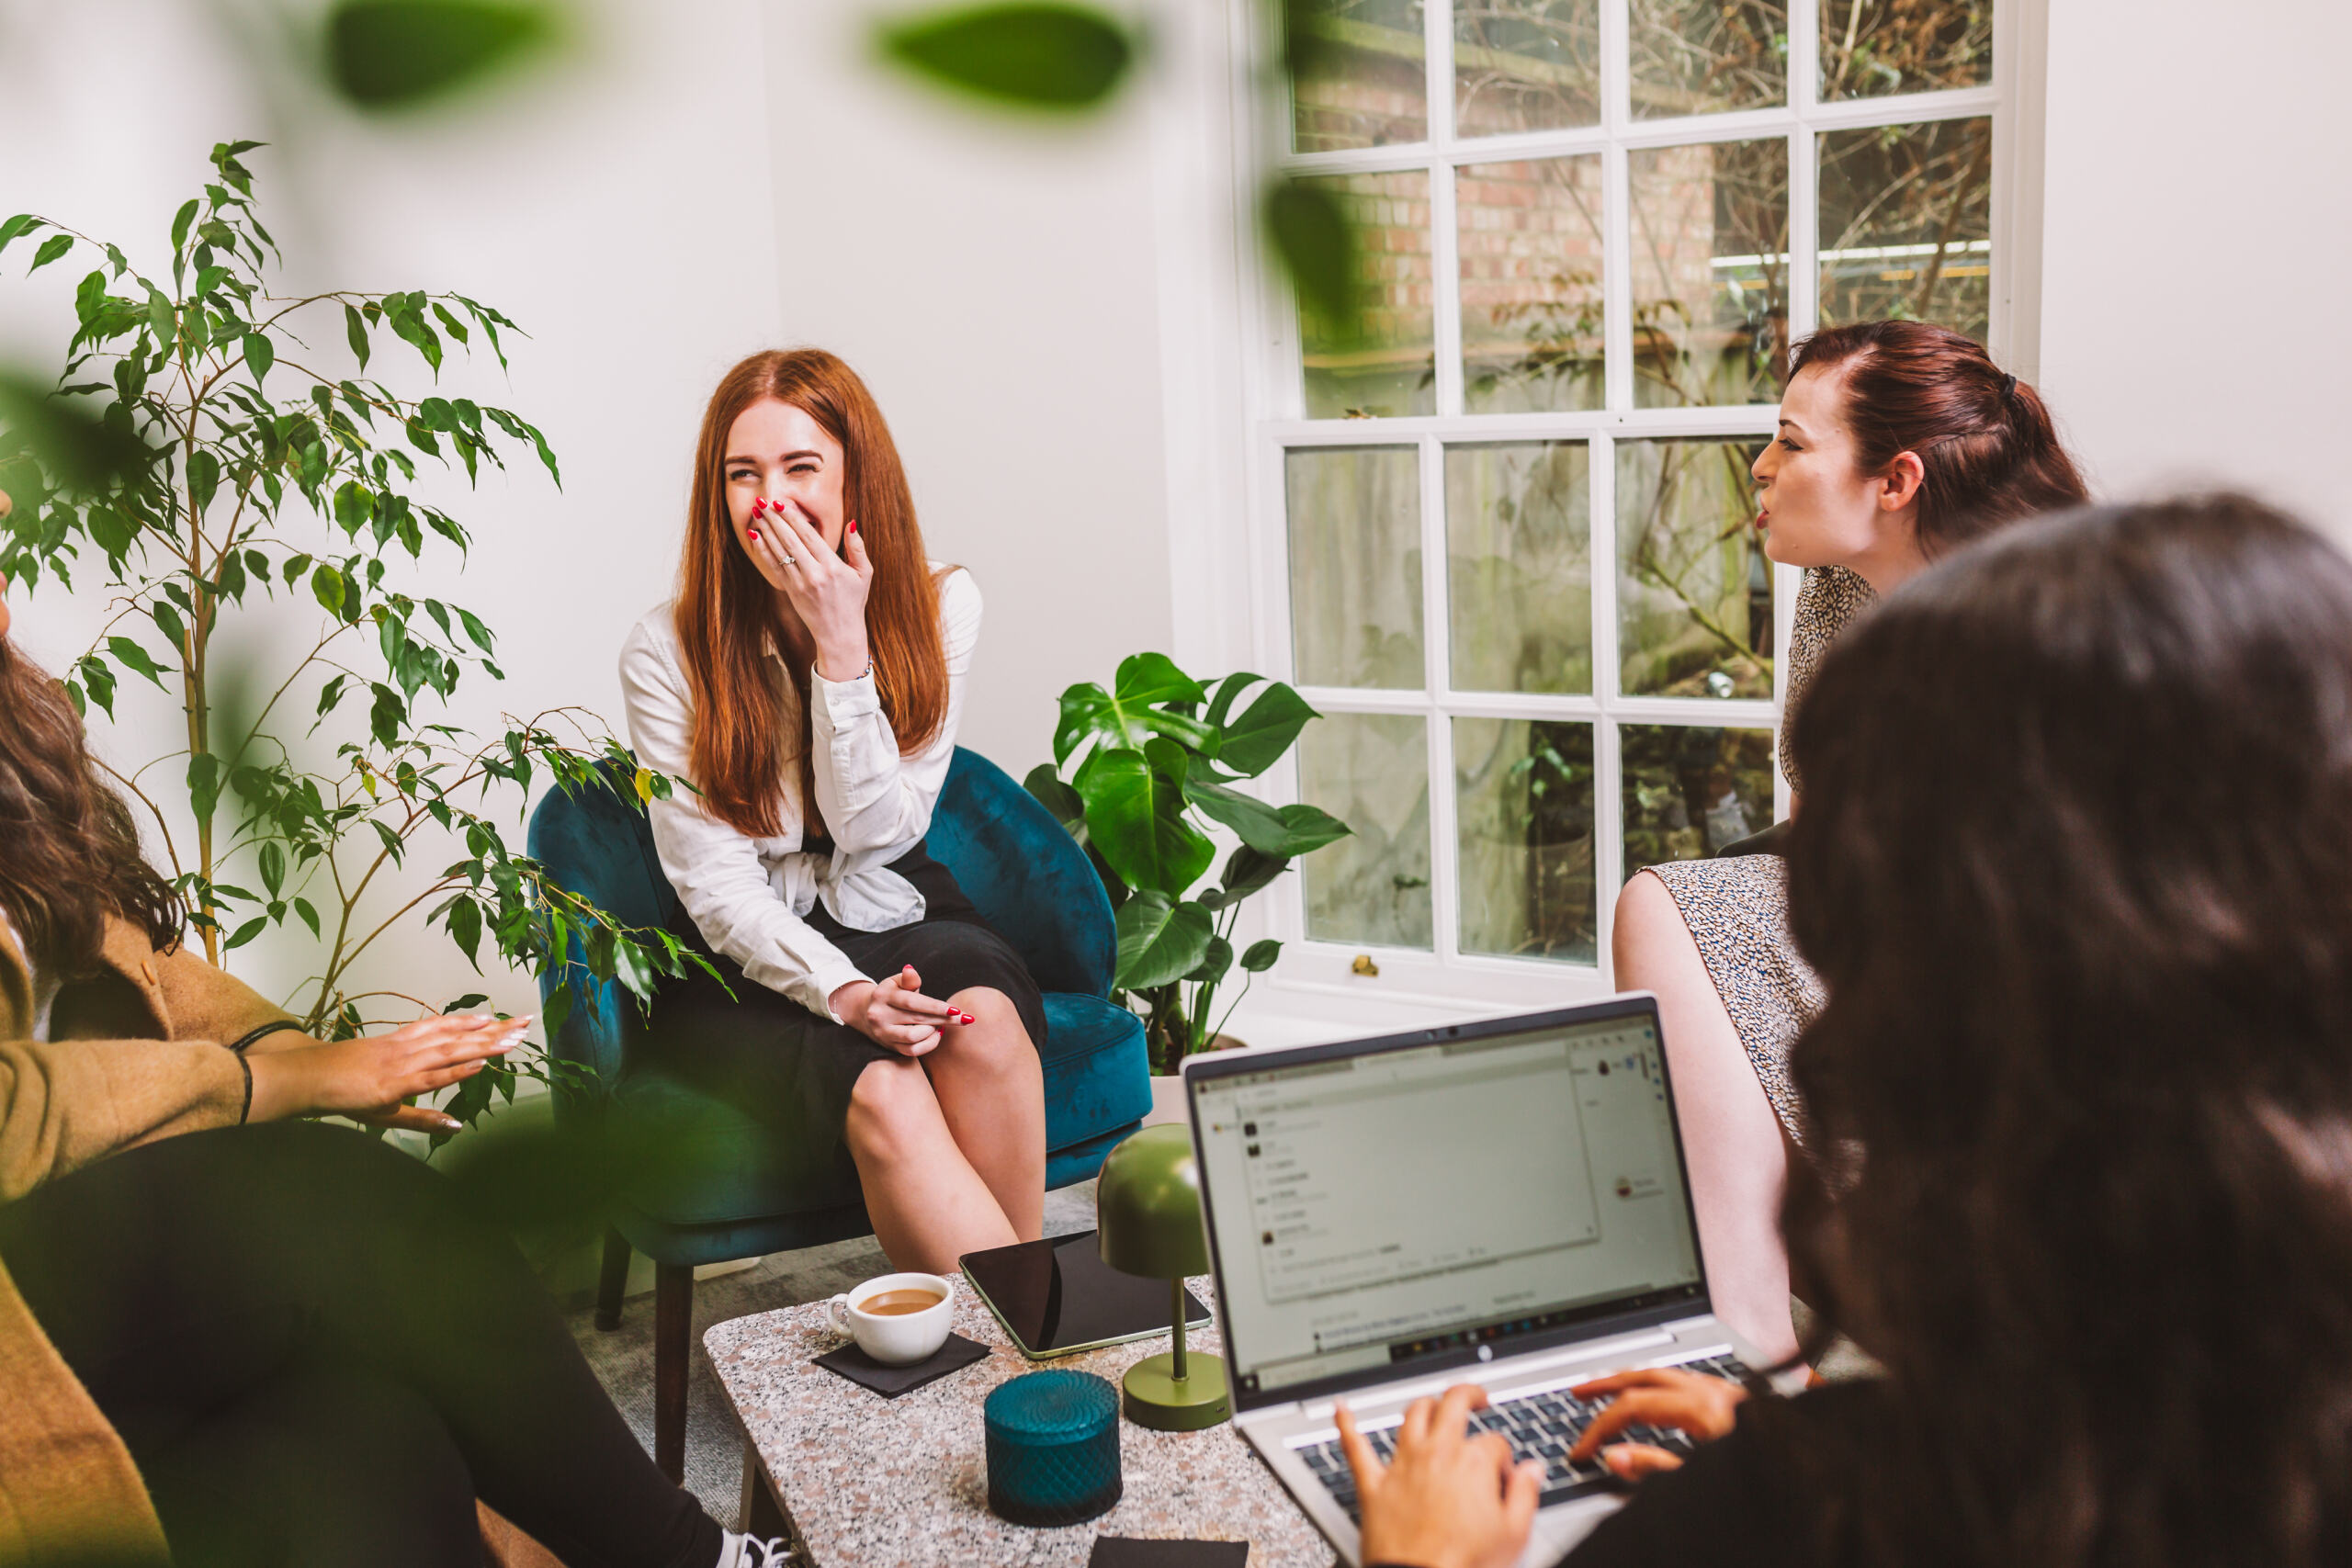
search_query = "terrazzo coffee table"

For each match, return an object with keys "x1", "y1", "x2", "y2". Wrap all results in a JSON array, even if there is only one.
[{"x1": 705, "y1": 1273, "x2": 1338, "y2": 1566}]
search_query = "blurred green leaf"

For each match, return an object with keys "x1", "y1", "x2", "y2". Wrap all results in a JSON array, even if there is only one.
[
  {"x1": 1114, "y1": 891, "x2": 1214, "y2": 989},
  {"x1": 1240, "y1": 937, "x2": 1282, "y2": 973},
  {"x1": 877, "y1": 2, "x2": 1136, "y2": 111},
  {"x1": 0, "y1": 367, "x2": 153, "y2": 491},
  {"x1": 1264, "y1": 176, "x2": 1359, "y2": 341},
  {"x1": 324, "y1": 0, "x2": 559, "y2": 109}
]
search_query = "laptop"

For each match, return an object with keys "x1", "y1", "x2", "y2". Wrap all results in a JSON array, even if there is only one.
[{"x1": 1183, "y1": 995, "x2": 1787, "y2": 1567}]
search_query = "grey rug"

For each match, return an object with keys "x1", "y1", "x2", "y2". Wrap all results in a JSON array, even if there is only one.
[{"x1": 561, "y1": 1181, "x2": 1101, "y2": 1527}]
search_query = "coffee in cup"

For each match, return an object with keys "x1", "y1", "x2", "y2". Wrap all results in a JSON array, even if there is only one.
[{"x1": 828, "y1": 1271, "x2": 956, "y2": 1364}]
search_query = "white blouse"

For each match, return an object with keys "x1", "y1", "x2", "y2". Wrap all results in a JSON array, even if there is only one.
[{"x1": 617, "y1": 566, "x2": 981, "y2": 1022}]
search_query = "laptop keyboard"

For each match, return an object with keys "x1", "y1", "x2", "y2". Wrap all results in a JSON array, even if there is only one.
[{"x1": 1290, "y1": 1350, "x2": 1748, "y2": 1521}]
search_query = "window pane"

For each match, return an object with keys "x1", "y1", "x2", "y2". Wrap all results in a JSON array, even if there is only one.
[
  {"x1": 1300, "y1": 712, "x2": 1434, "y2": 949},
  {"x1": 1819, "y1": 118, "x2": 1993, "y2": 344},
  {"x1": 1819, "y1": 0, "x2": 1993, "y2": 101},
  {"x1": 1455, "y1": 717, "x2": 1595, "y2": 963},
  {"x1": 1458, "y1": 155, "x2": 1604, "y2": 413},
  {"x1": 1453, "y1": 0, "x2": 1600, "y2": 137},
  {"x1": 1301, "y1": 170, "x2": 1436, "y2": 419},
  {"x1": 1615, "y1": 438, "x2": 1772, "y2": 697},
  {"x1": 1629, "y1": 0, "x2": 1786, "y2": 118},
  {"x1": 1445, "y1": 442, "x2": 1591, "y2": 694},
  {"x1": 1630, "y1": 139, "x2": 1789, "y2": 409},
  {"x1": 1288, "y1": 446, "x2": 1424, "y2": 689},
  {"x1": 1291, "y1": 0, "x2": 1429, "y2": 152},
  {"x1": 1620, "y1": 724, "x2": 1774, "y2": 878}
]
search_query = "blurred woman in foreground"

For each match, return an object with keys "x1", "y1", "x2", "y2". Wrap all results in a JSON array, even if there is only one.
[{"x1": 1346, "y1": 493, "x2": 2352, "y2": 1568}]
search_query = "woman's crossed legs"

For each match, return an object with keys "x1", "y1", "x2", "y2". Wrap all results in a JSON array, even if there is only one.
[{"x1": 847, "y1": 980, "x2": 1046, "y2": 1274}]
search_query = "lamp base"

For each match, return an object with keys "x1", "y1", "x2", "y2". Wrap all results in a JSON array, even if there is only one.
[{"x1": 1122, "y1": 1351, "x2": 1228, "y2": 1430}]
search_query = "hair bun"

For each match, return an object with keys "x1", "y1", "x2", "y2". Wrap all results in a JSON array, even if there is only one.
[{"x1": 1999, "y1": 371, "x2": 2018, "y2": 399}]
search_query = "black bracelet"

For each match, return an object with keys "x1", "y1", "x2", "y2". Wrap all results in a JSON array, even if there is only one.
[
  {"x1": 236, "y1": 1052, "x2": 254, "y2": 1124},
  {"x1": 226, "y1": 1019, "x2": 306, "y2": 1054}
]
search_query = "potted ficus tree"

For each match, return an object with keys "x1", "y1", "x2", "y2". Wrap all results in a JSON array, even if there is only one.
[
  {"x1": 0, "y1": 141, "x2": 710, "y2": 1134},
  {"x1": 1025, "y1": 654, "x2": 1350, "y2": 1085}
]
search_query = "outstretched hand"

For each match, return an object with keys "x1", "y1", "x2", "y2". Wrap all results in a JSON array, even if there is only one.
[
  {"x1": 745, "y1": 497, "x2": 872, "y2": 682},
  {"x1": 1340, "y1": 1385, "x2": 1543, "y2": 1568},
  {"x1": 245, "y1": 1011, "x2": 526, "y2": 1132},
  {"x1": 831, "y1": 965, "x2": 975, "y2": 1058}
]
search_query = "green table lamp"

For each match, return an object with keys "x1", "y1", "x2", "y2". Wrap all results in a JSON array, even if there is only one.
[{"x1": 1096, "y1": 1124, "x2": 1227, "y2": 1431}]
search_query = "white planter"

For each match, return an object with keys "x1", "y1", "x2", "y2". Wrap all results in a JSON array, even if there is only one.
[{"x1": 1142, "y1": 1073, "x2": 1186, "y2": 1128}]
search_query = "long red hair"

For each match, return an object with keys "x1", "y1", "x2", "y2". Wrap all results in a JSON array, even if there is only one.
[{"x1": 673, "y1": 349, "x2": 947, "y2": 838}]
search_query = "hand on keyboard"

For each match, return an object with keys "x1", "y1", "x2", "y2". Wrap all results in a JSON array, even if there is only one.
[
  {"x1": 1566, "y1": 1364, "x2": 1751, "y2": 1479},
  {"x1": 1336, "y1": 1385, "x2": 1544, "y2": 1568}
]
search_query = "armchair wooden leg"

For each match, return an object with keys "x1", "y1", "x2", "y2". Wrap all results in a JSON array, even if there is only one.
[
  {"x1": 654, "y1": 1261, "x2": 694, "y2": 1483},
  {"x1": 595, "y1": 1226, "x2": 631, "y2": 1332}
]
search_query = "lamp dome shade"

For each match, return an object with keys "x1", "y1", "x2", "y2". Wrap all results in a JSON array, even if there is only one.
[{"x1": 1096, "y1": 1124, "x2": 1209, "y2": 1279}]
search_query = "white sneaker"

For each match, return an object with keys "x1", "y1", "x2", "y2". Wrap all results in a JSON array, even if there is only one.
[{"x1": 717, "y1": 1529, "x2": 793, "y2": 1567}]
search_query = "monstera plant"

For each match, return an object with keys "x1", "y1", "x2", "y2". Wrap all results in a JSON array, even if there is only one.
[{"x1": 1026, "y1": 655, "x2": 1349, "y2": 1073}]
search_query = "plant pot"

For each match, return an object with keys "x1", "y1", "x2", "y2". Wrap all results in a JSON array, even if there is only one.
[{"x1": 1140, "y1": 1036, "x2": 1250, "y2": 1128}]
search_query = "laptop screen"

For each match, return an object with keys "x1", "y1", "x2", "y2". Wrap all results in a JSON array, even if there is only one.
[{"x1": 1190, "y1": 1007, "x2": 1704, "y2": 1402}]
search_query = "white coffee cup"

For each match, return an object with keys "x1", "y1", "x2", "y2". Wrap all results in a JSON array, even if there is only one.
[{"x1": 827, "y1": 1271, "x2": 956, "y2": 1365}]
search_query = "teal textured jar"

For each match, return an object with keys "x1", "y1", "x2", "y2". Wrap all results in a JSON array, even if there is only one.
[{"x1": 984, "y1": 1370, "x2": 1122, "y2": 1526}]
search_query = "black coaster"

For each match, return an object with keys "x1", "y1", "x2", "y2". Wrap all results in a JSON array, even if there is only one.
[
  {"x1": 1089, "y1": 1540, "x2": 1248, "y2": 1567},
  {"x1": 813, "y1": 1332, "x2": 989, "y2": 1398}
]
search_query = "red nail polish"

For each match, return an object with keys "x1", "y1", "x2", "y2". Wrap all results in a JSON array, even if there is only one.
[
  {"x1": 749, "y1": 529, "x2": 760, "y2": 542},
  {"x1": 849, "y1": 520, "x2": 859, "y2": 536}
]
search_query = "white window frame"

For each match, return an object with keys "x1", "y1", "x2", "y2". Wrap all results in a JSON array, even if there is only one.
[{"x1": 1157, "y1": 0, "x2": 2049, "y2": 1039}]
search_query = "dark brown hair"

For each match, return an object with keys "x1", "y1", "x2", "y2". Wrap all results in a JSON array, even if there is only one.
[
  {"x1": 0, "y1": 636, "x2": 183, "y2": 974},
  {"x1": 673, "y1": 349, "x2": 947, "y2": 838},
  {"x1": 1766, "y1": 494, "x2": 2352, "y2": 1565},
  {"x1": 1791, "y1": 321, "x2": 2088, "y2": 555}
]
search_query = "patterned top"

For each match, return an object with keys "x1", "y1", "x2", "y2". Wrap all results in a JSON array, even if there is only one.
[{"x1": 1779, "y1": 565, "x2": 1876, "y2": 797}]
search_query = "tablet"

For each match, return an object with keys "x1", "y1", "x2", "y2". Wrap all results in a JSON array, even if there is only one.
[{"x1": 960, "y1": 1230, "x2": 1212, "y2": 1359}]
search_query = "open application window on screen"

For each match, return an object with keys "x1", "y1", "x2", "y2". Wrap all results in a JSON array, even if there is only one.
[{"x1": 1193, "y1": 1019, "x2": 1701, "y2": 1394}]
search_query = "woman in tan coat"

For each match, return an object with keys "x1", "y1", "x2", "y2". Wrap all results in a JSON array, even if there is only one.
[{"x1": 0, "y1": 531, "x2": 778, "y2": 1567}]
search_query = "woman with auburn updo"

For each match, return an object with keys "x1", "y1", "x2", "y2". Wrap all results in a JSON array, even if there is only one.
[
  {"x1": 1612, "y1": 321, "x2": 2088, "y2": 1365},
  {"x1": 620, "y1": 348, "x2": 1046, "y2": 1272}
]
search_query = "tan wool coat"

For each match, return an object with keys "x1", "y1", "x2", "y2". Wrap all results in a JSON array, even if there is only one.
[{"x1": 0, "y1": 919, "x2": 561, "y2": 1568}]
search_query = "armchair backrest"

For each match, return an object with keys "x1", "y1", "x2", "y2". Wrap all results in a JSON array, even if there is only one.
[
  {"x1": 526, "y1": 748, "x2": 1115, "y2": 1098},
  {"x1": 924, "y1": 749, "x2": 1116, "y2": 998}
]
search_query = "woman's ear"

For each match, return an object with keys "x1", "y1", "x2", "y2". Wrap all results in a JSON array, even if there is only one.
[{"x1": 1879, "y1": 451, "x2": 1926, "y2": 513}]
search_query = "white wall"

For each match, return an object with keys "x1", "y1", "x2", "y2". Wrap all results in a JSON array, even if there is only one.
[
  {"x1": 0, "y1": 0, "x2": 1178, "y2": 1051},
  {"x1": 756, "y1": 0, "x2": 1175, "y2": 772},
  {"x1": 2038, "y1": 0, "x2": 2352, "y2": 535}
]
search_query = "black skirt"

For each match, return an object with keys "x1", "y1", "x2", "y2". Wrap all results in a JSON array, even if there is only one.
[{"x1": 641, "y1": 843, "x2": 1046, "y2": 1182}]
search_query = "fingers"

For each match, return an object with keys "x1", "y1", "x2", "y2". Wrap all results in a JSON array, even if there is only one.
[
  {"x1": 883, "y1": 967, "x2": 968, "y2": 1024},
  {"x1": 1431, "y1": 1382, "x2": 1489, "y2": 1438},
  {"x1": 743, "y1": 513, "x2": 802, "y2": 586},
  {"x1": 1336, "y1": 1405, "x2": 1384, "y2": 1495},
  {"x1": 1600, "y1": 1444, "x2": 1684, "y2": 1480},
  {"x1": 843, "y1": 518, "x2": 871, "y2": 578},
  {"x1": 353, "y1": 1102, "x2": 465, "y2": 1135},
  {"x1": 1502, "y1": 1457, "x2": 1545, "y2": 1532},
  {"x1": 1569, "y1": 1389, "x2": 1680, "y2": 1461}
]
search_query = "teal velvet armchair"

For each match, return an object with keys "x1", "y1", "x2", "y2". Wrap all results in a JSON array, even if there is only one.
[{"x1": 527, "y1": 748, "x2": 1151, "y2": 1478}]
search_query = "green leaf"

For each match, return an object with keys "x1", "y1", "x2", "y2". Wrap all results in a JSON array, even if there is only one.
[
  {"x1": 242, "y1": 332, "x2": 273, "y2": 386},
  {"x1": 1201, "y1": 845, "x2": 1289, "y2": 909},
  {"x1": 1185, "y1": 777, "x2": 1351, "y2": 857},
  {"x1": 1215, "y1": 682, "x2": 1318, "y2": 777},
  {"x1": 187, "y1": 752, "x2": 222, "y2": 826},
  {"x1": 258, "y1": 840, "x2": 286, "y2": 897},
  {"x1": 1114, "y1": 891, "x2": 1215, "y2": 989},
  {"x1": 877, "y1": 2, "x2": 1136, "y2": 112},
  {"x1": 151, "y1": 601, "x2": 187, "y2": 648},
  {"x1": 1203, "y1": 670, "x2": 1262, "y2": 731},
  {"x1": 0, "y1": 215, "x2": 43, "y2": 262},
  {"x1": 368, "y1": 682, "x2": 405, "y2": 746},
  {"x1": 345, "y1": 302, "x2": 371, "y2": 370},
  {"x1": 1264, "y1": 175, "x2": 1361, "y2": 341},
  {"x1": 1022, "y1": 761, "x2": 1084, "y2": 828},
  {"x1": 187, "y1": 447, "x2": 220, "y2": 513},
  {"x1": 222, "y1": 916, "x2": 269, "y2": 952},
  {"x1": 292, "y1": 897, "x2": 322, "y2": 939},
  {"x1": 311, "y1": 562, "x2": 347, "y2": 617},
  {"x1": 1240, "y1": 938, "x2": 1282, "y2": 973},
  {"x1": 105, "y1": 636, "x2": 172, "y2": 688},
  {"x1": 1190, "y1": 934, "x2": 1234, "y2": 986},
  {"x1": 171, "y1": 198, "x2": 200, "y2": 252},
  {"x1": 447, "y1": 896, "x2": 482, "y2": 966},
  {"x1": 1114, "y1": 651, "x2": 1208, "y2": 709},
  {"x1": 27, "y1": 234, "x2": 73, "y2": 274},
  {"x1": 324, "y1": 0, "x2": 560, "y2": 109},
  {"x1": 0, "y1": 368, "x2": 153, "y2": 491},
  {"x1": 1078, "y1": 744, "x2": 1212, "y2": 897}
]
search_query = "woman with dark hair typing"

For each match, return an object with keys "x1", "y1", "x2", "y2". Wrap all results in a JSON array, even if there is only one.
[
  {"x1": 1346, "y1": 494, "x2": 2352, "y2": 1567},
  {"x1": 0, "y1": 541, "x2": 778, "y2": 1565}
]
